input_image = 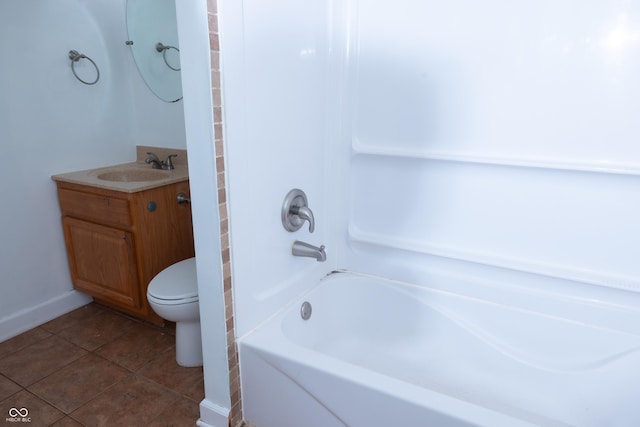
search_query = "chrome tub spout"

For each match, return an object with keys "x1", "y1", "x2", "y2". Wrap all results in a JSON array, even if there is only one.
[{"x1": 292, "y1": 240, "x2": 326, "y2": 262}]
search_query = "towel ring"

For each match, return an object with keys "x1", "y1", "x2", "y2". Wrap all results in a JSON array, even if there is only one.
[
  {"x1": 156, "y1": 43, "x2": 181, "y2": 71},
  {"x1": 68, "y1": 50, "x2": 100, "y2": 85}
]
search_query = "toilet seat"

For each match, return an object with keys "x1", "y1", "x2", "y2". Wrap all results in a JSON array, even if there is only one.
[
  {"x1": 147, "y1": 257, "x2": 198, "y2": 305},
  {"x1": 148, "y1": 293, "x2": 199, "y2": 305}
]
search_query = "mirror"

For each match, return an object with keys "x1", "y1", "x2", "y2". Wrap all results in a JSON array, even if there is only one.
[{"x1": 126, "y1": 0, "x2": 182, "y2": 102}]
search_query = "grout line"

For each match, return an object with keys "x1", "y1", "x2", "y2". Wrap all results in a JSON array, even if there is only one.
[{"x1": 1, "y1": 303, "x2": 203, "y2": 424}]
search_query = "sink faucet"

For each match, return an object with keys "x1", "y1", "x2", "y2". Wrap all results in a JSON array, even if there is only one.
[
  {"x1": 145, "y1": 152, "x2": 177, "y2": 170},
  {"x1": 292, "y1": 240, "x2": 326, "y2": 262}
]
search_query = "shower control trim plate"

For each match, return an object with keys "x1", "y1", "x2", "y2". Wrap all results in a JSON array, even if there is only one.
[{"x1": 282, "y1": 188, "x2": 315, "y2": 232}]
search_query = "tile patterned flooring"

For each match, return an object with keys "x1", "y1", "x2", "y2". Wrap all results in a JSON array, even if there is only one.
[{"x1": 0, "y1": 303, "x2": 204, "y2": 427}]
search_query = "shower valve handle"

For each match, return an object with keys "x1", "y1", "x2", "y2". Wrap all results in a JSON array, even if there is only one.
[
  {"x1": 282, "y1": 189, "x2": 315, "y2": 233},
  {"x1": 291, "y1": 205, "x2": 315, "y2": 233}
]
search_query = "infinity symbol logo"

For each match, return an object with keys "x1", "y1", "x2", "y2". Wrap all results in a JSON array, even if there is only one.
[{"x1": 8, "y1": 407, "x2": 28, "y2": 417}]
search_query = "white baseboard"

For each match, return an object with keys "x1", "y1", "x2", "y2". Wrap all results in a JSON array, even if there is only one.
[
  {"x1": 197, "y1": 399, "x2": 230, "y2": 427},
  {"x1": 0, "y1": 290, "x2": 93, "y2": 342}
]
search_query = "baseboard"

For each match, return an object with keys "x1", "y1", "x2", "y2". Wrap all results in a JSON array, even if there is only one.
[
  {"x1": 0, "y1": 290, "x2": 93, "y2": 342},
  {"x1": 197, "y1": 399, "x2": 231, "y2": 427}
]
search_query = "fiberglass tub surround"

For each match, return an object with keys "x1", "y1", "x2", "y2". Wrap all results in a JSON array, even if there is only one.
[
  {"x1": 241, "y1": 273, "x2": 640, "y2": 427},
  {"x1": 221, "y1": 0, "x2": 640, "y2": 425},
  {"x1": 342, "y1": 0, "x2": 640, "y2": 293}
]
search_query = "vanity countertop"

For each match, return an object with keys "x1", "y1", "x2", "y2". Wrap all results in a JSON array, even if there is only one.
[{"x1": 51, "y1": 146, "x2": 189, "y2": 193}]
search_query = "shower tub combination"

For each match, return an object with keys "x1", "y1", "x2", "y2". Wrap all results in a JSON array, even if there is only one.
[{"x1": 240, "y1": 272, "x2": 640, "y2": 426}]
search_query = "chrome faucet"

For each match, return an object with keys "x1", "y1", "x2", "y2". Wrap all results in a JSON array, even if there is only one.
[
  {"x1": 290, "y1": 205, "x2": 315, "y2": 233},
  {"x1": 145, "y1": 152, "x2": 177, "y2": 170},
  {"x1": 292, "y1": 240, "x2": 326, "y2": 262}
]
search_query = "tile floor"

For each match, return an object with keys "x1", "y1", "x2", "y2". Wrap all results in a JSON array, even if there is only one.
[{"x1": 0, "y1": 303, "x2": 204, "y2": 427}]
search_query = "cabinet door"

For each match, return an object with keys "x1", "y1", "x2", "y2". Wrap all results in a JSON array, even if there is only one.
[{"x1": 62, "y1": 217, "x2": 141, "y2": 309}]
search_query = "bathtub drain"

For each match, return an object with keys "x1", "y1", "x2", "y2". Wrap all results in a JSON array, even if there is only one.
[{"x1": 300, "y1": 301, "x2": 312, "y2": 320}]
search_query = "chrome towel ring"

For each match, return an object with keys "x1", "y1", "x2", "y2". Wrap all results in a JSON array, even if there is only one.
[
  {"x1": 156, "y1": 43, "x2": 181, "y2": 71},
  {"x1": 68, "y1": 50, "x2": 100, "y2": 85}
]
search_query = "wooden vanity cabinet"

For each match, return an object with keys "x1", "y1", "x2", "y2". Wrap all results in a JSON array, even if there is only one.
[{"x1": 56, "y1": 180, "x2": 195, "y2": 325}]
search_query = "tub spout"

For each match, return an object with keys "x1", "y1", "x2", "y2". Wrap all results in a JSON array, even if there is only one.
[{"x1": 292, "y1": 240, "x2": 326, "y2": 262}]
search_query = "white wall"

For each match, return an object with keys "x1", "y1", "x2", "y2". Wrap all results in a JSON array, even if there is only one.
[
  {"x1": 221, "y1": 0, "x2": 347, "y2": 338},
  {"x1": 175, "y1": 1, "x2": 231, "y2": 426},
  {"x1": 339, "y1": 0, "x2": 640, "y2": 305},
  {"x1": 0, "y1": 0, "x2": 186, "y2": 341}
]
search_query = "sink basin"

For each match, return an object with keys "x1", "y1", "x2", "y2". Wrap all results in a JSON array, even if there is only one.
[
  {"x1": 52, "y1": 148, "x2": 189, "y2": 193},
  {"x1": 97, "y1": 169, "x2": 170, "y2": 182}
]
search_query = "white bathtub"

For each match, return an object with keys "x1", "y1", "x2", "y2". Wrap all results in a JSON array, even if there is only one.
[{"x1": 239, "y1": 272, "x2": 640, "y2": 427}]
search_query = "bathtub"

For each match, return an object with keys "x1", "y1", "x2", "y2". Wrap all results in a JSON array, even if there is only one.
[{"x1": 239, "y1": 272, "x2": 640, "y2": 427}]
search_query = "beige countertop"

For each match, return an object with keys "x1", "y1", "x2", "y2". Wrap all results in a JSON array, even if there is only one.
[{"x1": 51, "y1": 146, "x2": 189, "y2": 193}]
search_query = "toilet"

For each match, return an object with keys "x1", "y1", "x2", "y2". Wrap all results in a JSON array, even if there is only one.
[{"x1": 147, "y1": 257, "x2": 202, "y2": 367}]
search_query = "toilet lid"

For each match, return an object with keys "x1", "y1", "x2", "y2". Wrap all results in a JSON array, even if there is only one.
[{"x1": 147, "y1": 257, "x2": 198, "y2": 301}]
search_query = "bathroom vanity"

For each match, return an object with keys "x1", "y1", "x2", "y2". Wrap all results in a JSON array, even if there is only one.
[{"x1": 52, "y1": 147, "x2": 194, "y2": 325}]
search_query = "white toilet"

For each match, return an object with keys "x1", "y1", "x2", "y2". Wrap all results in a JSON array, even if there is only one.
[{"x1": 147, "y1": 257, "x2": 202, "y2": 367}]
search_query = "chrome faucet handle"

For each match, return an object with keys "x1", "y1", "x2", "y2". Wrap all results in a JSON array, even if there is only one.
[
  {"x1": 145, "y1": 152, "x2": 162, "y2": 169},
  {"x1": 291, "y1": 205, "x2": 315, "y2": 233},
  {"x1": 282, "y1": 189, "x2": 316, "y2": 233},
  {"x1": 164, "y1": 154, "x2": 178, "y2": 170}
]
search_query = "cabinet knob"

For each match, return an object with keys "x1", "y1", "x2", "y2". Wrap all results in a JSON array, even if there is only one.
[{"x1": 177, "y1": 192, "x2": 191, "y2": 204}]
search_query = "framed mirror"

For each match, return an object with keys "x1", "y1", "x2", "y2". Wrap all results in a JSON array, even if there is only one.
[{"x1": 126, "y1": 0, "x2": 182, "y2": 102}]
